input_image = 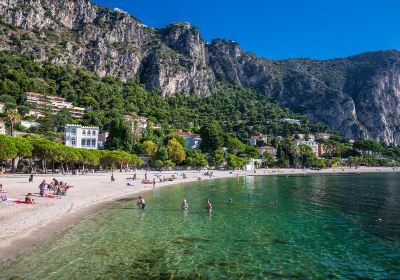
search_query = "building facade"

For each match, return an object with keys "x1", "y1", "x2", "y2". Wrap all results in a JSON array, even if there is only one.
[
  {"x1": 64, "y1": 124, "x2": 99, "y2": 149},
  {"x1": 124, "y1": 115, "x2": 148, "y2": 138},
  {"x1": 295, "y1": 140, "x2": 324, "y2": 157},
  {"x1": 249, "y1": 134, "x2": 268, "y2": 146},
  {"x1": 172, "y1": 131, "x2": 202, "y2": 149},
  {"x1": 258, "y1": 146, "x2": 277, "y2": 157},
  {"x1": 26, "y1": 92, "x2": 85, "y2": 119}
]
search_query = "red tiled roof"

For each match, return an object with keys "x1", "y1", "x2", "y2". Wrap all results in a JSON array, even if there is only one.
[{"x1": 172, "y1": 131, "x2": 200, "y2": 137}]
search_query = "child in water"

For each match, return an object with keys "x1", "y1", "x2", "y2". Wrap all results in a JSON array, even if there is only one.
[{"x1": 181, "y1": 199, "x2": 189, "y2": 210}]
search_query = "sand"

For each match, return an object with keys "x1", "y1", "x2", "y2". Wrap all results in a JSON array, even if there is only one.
[{"x1": 0, "y1": 166, "x2": 398, "y2": 263}]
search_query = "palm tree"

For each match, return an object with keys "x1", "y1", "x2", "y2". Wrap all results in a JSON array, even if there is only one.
[{"x1": 6, "y1": 110, "x2": 21, "y2": 136}]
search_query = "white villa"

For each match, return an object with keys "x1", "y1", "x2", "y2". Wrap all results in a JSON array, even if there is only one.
[{"x1": 64, "y1": 124, "x2": 99, "y2": 149}]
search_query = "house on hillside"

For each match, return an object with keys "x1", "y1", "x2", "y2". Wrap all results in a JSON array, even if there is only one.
[
  {"x1": 64, "y1": 124, "x2": 99, "y2": 149},
  {"x1": 124, "y1": 115, "x2": 148, "y2": 138},
  {"x1": 258, "y1": 146, "x2": 277, "y2": 157},
  {"x1": 295, "y1": 140, "x2": 324, "y2": 157},
  {"x1": 0, "y1": 102, "x2": 5, "y2": 113},
  {"x1": 315, "y1": 133, "x2": 331, "y2": 140},
  {"x1": 172, "y1": 131, "x2": 202, "y2": 149},
  {"x1": 281, "y1": 118, "x2": 301, "y2": 125},
  {"x1": 248, "y1": 133, "x2": 268, "y2": 146}
]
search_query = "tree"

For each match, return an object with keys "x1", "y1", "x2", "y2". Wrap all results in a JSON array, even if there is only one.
[
  {"x1": 53, "y1": 108, "x2": 74, "y2": 132},
  {"x1": 0, "y1": 135, "x2": 18, "y2": 160},
  {"x1": 199, "y1": 122, "x2": 224, "y2": 153},
  {"x1": 184, "y1": 150, "x2": 208, "y2": 168},
  {"x1": 263, "y1": 151, "x2": 275, "y2": 167},
  {"x1": 211, "y1": 149, "x2": 225, "y2": 168},
  {"x1": 6, "y1": 110, "x2": 20, "y2": 136},
  {"x1": 244, "y1": 145, "x2": 260, "y2": 158},
  {"x1": 166, "y1": 138, "x2": 186, "y2": 164},
  {"x1": 105, "y1": 118, "x2": 133, "y2": 152},
  {"x1": 141, "y1": 140, "x2": 158, "y2": 157},
  {"x1": 11, "y1": 137, "x2": 33, "y2": 172},
  {"x1": 227, "y1": 154, "x2": 246, "y2": 169},
  {"x1": 225, "y1": 137, "x2": 245, "y2": 155}
]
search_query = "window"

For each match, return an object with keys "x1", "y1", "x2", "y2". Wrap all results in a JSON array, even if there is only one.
[
  {"x1": 82, "y1": 130, "x2": 86, "y2": 136},
  {"x1": 81, "y1": 139, "x2": 86, "y2": 147},
  {"x1": 71, "y1": 138, "x2": 76, "y2": 147},
  {"x1": 72, "y1": 129, "x2": 76, "y2": 135},
  {"x1": 92, "y1": 139, "x2": 96, "y2": 147},
  {"x1": 92, "y1": 130, "x2": 96, "y2": 136},
  {"x1": 86, "y1": 139, "x2": 91, "y2": 147}
]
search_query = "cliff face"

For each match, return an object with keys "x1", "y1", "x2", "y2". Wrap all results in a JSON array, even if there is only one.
[{"x1": 1, "y1": 0, "x2": 400, "y2": 144}]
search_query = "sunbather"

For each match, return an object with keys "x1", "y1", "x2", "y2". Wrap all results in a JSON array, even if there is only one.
[{"x1": 25, "y1": 193, "x2": 36, "y2": 204}]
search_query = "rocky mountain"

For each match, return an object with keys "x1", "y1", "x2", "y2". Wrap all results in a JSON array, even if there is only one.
[{"x1": 1, "y1": 0, "x2": 400, "y2": 144}]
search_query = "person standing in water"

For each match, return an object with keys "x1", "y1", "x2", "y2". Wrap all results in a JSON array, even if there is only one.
[
  {"x1": 205, "y1": 199, "x2": 212, "y2": 212},
  {"x1": 181, "y1": 199, "x2": 189, "y2": 210},
  {"x1": 137, "y1": 196, "x2": 146, "y2": 209}
]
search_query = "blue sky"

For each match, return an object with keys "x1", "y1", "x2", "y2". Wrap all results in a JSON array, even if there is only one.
[{"x1": 92, "y1": 0, "x2": 400, "y2": 60}]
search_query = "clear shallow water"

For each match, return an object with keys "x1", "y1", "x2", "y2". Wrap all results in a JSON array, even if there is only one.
[{"x1": 2, "y1": 174, "x2": 400, "y2": 279}]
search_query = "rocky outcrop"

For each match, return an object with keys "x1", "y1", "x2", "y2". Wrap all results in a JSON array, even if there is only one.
[{"x1": 1, "y1": 0, "x2": 400, "y2": 143}]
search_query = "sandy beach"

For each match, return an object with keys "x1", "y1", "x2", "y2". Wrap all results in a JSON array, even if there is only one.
[{"x1": 0, "y1": 166, "x2": 398, "y2": 264}]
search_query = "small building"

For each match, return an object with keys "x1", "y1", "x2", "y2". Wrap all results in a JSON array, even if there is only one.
[
  {"x1": 295, "y1": 140, "x2": 324, "y2": 157},
  {"x1": 64, "y1": 124, "x2": 99, "y2": 149},
  {"x1": 27, "y1": 109, "x2": 45, "y2": 119},
  {"x1": 281, "y1": 118, "x2": 301, "y2": 125},
  {"x1": 0, "y1": 119, "x2": 5, "y2": 135},
  {"x1": 315, "y1": 133, "x2": 331, "y2": 140},
  {"x1": 248, "y1": 133, "x2": 268, "y2": 146},
  {"x1": 124, "y1": 115, "x2": 148, "y2": 138},
  {"x1": 172, "y1": 131, "x2": 202, "y2": 149},
  {"x1": 295, "y1": 134, "x2": 315, "y2": 141},
  {"x1": 0, "y1": 102, "x2": 5, "y2": 113},
  {"x1": 258, "y1": 146, "x2": 277, "y2": 157},
  {"x1": 20, "y1": 120, "x2": 41, "y2": 129}
]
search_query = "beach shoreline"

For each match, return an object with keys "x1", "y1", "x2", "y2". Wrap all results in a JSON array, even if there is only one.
[{"x1": 0, "y1": 166, "x2": 398, "y2": 265}]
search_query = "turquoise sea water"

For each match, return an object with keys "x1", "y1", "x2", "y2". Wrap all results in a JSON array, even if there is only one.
[{"x1": 1, "y1": 173, "x2": 400, "y2": 279}]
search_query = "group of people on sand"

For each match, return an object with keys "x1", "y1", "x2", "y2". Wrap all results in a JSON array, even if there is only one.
[{"x1": 38, "y1": 178, "x2": 70, "y2": 199}]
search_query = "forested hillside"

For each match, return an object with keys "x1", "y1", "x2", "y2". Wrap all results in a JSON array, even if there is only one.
[{"x1": 0, "y1": 51, "x2": 329, "y2": 140}]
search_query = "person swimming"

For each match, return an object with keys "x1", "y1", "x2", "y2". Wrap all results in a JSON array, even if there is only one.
[
  {"x1": 181, "y1": 199, "x2": 189, "y2": 210},
  {"x1": 205, "y1": 199, "x2": 212, "y2": 212},
  {"x1": 228, "y1": 198, "x2": 233, "y2": 203}
]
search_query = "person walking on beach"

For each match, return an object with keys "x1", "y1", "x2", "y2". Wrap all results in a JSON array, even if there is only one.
[
  {"x1": 29, "y1": 173, "x2": 33, "y2": 183},
  {"x1": 39, "y1": 180, "x2": 46, "y2": 197},
  {"x1": 205, "y1": 199, "x2": 212, "y2": 212},
  {"x1": 111, "y1": 173, "x2": 115, "y2": 182}
]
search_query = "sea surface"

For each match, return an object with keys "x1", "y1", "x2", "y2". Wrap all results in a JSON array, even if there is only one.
[{"x1": 1, "y1": 173, "x2": 400, "y2": 279}]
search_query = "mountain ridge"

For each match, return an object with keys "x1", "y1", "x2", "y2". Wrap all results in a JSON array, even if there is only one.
[{"x1": 1, "y1": 0, "x2": 400, "y2": 144}]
